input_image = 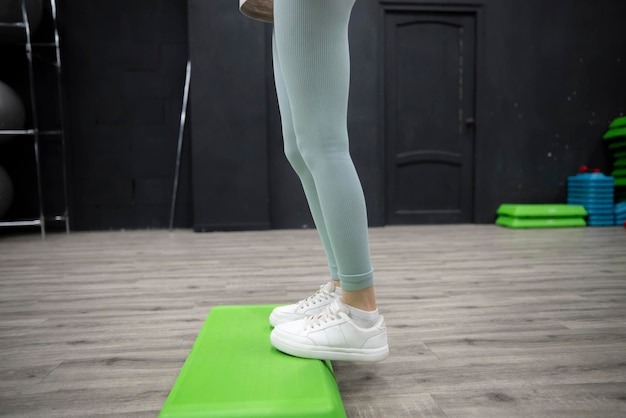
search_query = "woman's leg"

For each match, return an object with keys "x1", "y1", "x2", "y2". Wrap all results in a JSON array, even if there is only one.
[
  {"x1": 272, "y1": 32, "x2": 339, "y2": 284},
  {"x1": 270, "y1": 0, "x2": 388, "y2": 362},
  {"x1": 268, "y1": 31, "x2": 343, "y2": 327},
  {"x1": 273, "y1": 0, "x2": 374, "y2": 298}
]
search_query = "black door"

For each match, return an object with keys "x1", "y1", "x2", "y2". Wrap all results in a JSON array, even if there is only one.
[{"x1": 385, "y1": 11, "x2": 476, "y2": 224}]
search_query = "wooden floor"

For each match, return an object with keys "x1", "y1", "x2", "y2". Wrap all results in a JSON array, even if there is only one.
[{"x1": 0, "y1": 225, "x2": 625, "y2": 417}]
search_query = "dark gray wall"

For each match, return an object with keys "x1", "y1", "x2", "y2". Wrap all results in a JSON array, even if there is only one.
[
  {"x1": 189, "y1": 0, "x2": 625, "y2": 229},
  {"x1": 6, "y1": 0, "x2": 619, "y2": 230},
  {"x1": 187, "y1": 0, "x2": 270, "y2": 231},
  {"x1": 59, "y1": 0, "x2": 192, "y2": 230},
  {"x1": 477, "y1": 0, "x2": 625, "y2": 220}
]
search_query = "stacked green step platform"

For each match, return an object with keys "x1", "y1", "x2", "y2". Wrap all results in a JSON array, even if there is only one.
[
  {"x1": 604, "y1": 116, "x2": 626, "y2": 194},
  {"x1": 496, "y1": 204, "x2": 587, "y2": 228}
]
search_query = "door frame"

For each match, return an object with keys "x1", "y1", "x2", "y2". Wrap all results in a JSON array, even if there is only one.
[{"x1": 377, "y1": 0, "x2": 485, "y2": 224}]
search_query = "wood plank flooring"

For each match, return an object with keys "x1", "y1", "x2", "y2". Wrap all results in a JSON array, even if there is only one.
[{"x1": 0, "y1": 225, "x2": 625, "y2": 417}]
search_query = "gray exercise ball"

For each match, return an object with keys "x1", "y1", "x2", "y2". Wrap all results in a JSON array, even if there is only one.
[
  {"x1": 0, "y1": 0, "x2": 43, "y2": 43},
  {"x1": 0, "y1": 164, "x2": 14, "y2": 218},
  {"x1": 0, "y1": 80, "x2": 25, "y2": 146}
]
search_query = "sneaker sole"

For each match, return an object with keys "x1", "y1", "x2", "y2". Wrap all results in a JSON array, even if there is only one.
[{"x1": 270, "y1": 332, "x2": 389, "y2": 362}]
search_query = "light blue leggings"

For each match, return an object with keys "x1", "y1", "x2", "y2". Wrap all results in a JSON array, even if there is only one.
[{"x1": 273, "y1": 0, "x2": 373, "y2": 291}]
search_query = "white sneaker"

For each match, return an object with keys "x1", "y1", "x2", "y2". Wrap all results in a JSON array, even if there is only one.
[
  {"x1": 269, "y1": 282, "x2": 341, "y2": 327},
  {"x1": 270, "y1": 299, "x2": 389, "y2": 362}
]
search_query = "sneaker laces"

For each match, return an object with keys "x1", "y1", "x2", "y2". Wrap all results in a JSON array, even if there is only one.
[
  {"x1": 305, "y1": 300, "x2": 349, "y2": 330},
  {"x1": 296, "y1": 283, "x2": 336, "y2": 310}
]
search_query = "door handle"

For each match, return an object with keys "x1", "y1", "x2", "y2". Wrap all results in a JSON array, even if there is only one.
[{"x1": 465, "y1": 117, "x2": 475, "y2": 127}]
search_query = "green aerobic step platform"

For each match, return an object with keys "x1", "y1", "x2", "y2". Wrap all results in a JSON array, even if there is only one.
[
  {"x1": 496, "y1": 215, "x2": 586, "y2": 228},
  {"x1": 609, "y1": 140, "x2": 626, "y2": 150},
  {"x1": 497, "y1": 203, "x2": 587, "y2": 218},
  {"x1": 160, "y1": 305, "x2": 346, "y2": 418},
  {"x1": 615, "y1": 158, "x2": 626, "y2": 167},
  {"x1": 603, "y1": 117, "x2": 626, "y2": 140},
  {"x1": 496, "y1": 204, "x2": 587, "y2": 228},
  {"x1": 609, "y1": 116, "x2": 626, "y2": 128},
  {"x1": 603, "y1": 127, "x2": 626, "y2": 140}
]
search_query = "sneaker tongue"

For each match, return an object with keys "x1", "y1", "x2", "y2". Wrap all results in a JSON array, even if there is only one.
[
  {"x1": 321, "y1": 282, "x2": 335, "y2": 293},
  {"x1": 331, "y1": 298, "x2": 350, "y2": 315}
]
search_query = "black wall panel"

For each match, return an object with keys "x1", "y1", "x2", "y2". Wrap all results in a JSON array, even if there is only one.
[
  {"x1": 475, "y1": 0, "x2": 626, "y2": 222},
  {"x1": 348, "y1": 0, "x2": 386, "y2": 225},
  {"x1": 58, "y1": 0, "x2": 192, "y2": 230},
  {"x1": 187, "y1": 0, "x2": 270, "y2": 231}
]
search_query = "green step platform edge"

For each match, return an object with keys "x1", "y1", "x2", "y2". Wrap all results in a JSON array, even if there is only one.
[
  {"x1": 614, "y1": 158, "x2": 626, "y2": 167},
  {"x1": 159, "y1": 304, "x2": 347, "y2": 418},
  {"x1": 497, "y1": 204, "x2": 587, "y2": 218},
  {"x1": 609, "y1": 140, "x2": 626, "y2": 150},
  {"x1": 616, "y1": 178, "x2": 626, "y2": 187},
  {"x1": 603, "y1": 126, "x2": 626, "y2": 140},
  {"x1": 609, "y1": 116, "x2": 626, "y2": 129},
  {"x1": 612, "y1": 168, "x2": 626, "y2": 177},
  {"x1": 614, "y1": 150, "x2": 626, "y2": 158},
  {"x1": 496, "y1": 215, "x2": 587, "y2": 228}
]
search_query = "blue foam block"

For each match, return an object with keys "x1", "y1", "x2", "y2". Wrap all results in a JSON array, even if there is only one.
[{"x1": 587, "y1": 214, "x2": 615, "y2": 226}]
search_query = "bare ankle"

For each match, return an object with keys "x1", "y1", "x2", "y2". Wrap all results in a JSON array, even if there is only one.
[{"x1": 342, "y1": 286, "x2": 378, "y2": 311}]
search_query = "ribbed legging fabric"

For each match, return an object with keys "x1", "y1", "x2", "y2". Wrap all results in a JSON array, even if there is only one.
[{"x1": 272, "y1": 0, "x2": 373, "y2": 291}]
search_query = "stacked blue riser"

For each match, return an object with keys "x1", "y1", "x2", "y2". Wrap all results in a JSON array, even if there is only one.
[
  {"x1": 615, "y1": 202, "x2": 626, "y2": 225},
  {"x1": 567, "y1": 173, "x2": 615, "y2": 226}
]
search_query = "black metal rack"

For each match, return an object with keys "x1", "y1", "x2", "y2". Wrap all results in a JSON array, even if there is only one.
[{"x1": 0, "y1": 0, "x2": 69, "y2": 238}]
